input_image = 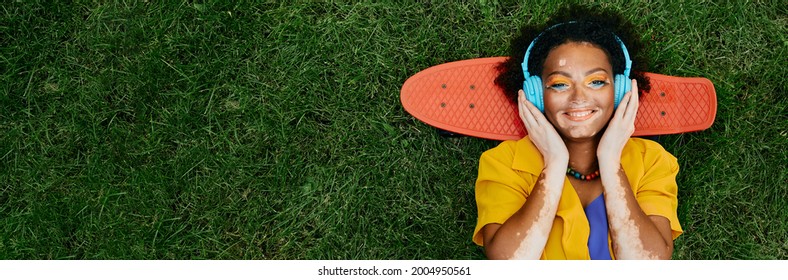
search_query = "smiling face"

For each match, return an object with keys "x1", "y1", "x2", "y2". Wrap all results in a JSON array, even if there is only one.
[{"x1": 541, "y1": 41, "x2": 616, "y2": 141}]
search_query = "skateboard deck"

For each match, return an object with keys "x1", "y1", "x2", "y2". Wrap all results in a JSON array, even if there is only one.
[{"x1": 401, "y1": 57, "x2": 717, "y2": 141}]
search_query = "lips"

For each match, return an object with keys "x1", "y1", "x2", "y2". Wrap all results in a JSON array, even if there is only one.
[{"x1": 563, "y1": 109, "x2": 596, "y2": 122}]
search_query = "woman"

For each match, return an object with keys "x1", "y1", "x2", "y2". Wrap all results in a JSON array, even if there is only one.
[{"x1": 473, "y1": 6, "x2": 683, "y2": 259}]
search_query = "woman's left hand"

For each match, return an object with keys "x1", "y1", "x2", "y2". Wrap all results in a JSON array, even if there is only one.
[{"x1": 597, "y1": 79, "x2": 638, "y2": 164}]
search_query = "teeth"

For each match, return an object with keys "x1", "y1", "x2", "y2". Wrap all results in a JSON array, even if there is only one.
[{"x1": 568, "y1": 111, "x2": 592, "y2": 117}]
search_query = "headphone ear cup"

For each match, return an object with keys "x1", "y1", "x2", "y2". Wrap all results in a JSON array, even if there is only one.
[
  {"x1": 613, "y1": 74, "x2": 631, "y2": 108},
  {"x1": 524, "y1": 76, "x2": 544, "y2": 112},
  {"x1": 522, "y1": 77, "x2": 533, "y2": 107}
]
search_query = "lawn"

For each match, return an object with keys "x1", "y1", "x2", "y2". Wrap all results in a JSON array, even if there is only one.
[{"x1": 1, "y1": 1, "x2": 785, "y2": 259}]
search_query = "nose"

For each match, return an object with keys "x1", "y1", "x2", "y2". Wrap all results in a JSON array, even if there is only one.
[{"x1": 568, "y1": 85, "x2": 590, "y2": 104}]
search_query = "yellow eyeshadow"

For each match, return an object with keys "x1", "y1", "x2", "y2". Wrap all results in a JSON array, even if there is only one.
[
  {"x1": 584, "y1": 75, "x2": 608, "y2": 83},
  {"x1": 546, "y1": 77, "x2": 571, "y2": 86}
]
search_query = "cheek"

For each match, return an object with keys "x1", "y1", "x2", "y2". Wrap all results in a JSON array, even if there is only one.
[
  {"x1": 543, "y1": 93, "x2": 562, "y2": 112},
  {"x1": 542, "y1": 93, "x2": 569, "y2": 122},
  {"x1": 598, "y1": 89, "x2": 616, "y2": 121},
  {"x1": 543, "y1": 90, "x2": 572, "y2": 107},
  {"x1": 600, "y1": 88, "x2": 616, "y2": 108}
]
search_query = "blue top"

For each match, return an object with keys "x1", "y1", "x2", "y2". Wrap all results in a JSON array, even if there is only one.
[{"x1": 585, "y1": 194, "x2": 612, "y2": 260}]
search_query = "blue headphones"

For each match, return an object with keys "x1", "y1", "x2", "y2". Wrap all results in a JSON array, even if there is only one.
[{"x1": 520, "y1": 22, "x2": 632, "y2": 112}]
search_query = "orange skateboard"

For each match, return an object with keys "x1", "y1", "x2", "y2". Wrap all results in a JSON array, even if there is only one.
[{"x1": 401, "y1": 57, "x2": 717, "y2": 141}]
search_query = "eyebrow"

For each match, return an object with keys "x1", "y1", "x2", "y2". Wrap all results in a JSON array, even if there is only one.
[
  {"x1": 546, "y1": 68, "x2": 610, "y2": 77},
  {"x1": 546, "y1": 70, "x2": 572, "y2": 77},
  {"x1": 585, "y1": 68, "x2": 609, "y2": 75}
]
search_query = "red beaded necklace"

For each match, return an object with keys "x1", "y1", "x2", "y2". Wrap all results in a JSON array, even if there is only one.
[{"x1": 567, "y1": 167, "x2": 600, "y2": 181}]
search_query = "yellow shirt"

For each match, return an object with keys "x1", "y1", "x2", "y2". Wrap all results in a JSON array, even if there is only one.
[{"x1": 473, "y1": 137, "x2": 683, "y2": 259}]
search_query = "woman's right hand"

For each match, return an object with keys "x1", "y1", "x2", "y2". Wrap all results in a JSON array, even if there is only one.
[{"x1": 518, "y1": 90, "x2": 569, "y2": 166}]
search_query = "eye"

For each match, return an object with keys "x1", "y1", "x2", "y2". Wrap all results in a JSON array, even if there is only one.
[
  {"x1": 588, "y1": 79, "x2": 608, "y2": 89},
  {"x1": 547, "y1": 82, "x2": 570, "y2": 91}
]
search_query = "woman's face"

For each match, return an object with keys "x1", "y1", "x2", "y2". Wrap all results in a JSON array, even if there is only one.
[{"x1": 541, "y1": 41, "x2": 615, "y2": 141}]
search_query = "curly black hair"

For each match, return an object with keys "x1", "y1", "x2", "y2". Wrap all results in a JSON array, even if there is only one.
[{"x1": 495, "y1": 4, "x2": 651, "y2": 104}]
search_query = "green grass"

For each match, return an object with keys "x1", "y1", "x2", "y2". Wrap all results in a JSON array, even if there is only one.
[{"x1": 1, "y1": 1, "x2": 785, "y2": 259}]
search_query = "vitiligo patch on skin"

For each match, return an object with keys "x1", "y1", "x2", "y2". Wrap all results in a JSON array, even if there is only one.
[
  {"x1": 510, "y1": 173, "x2": 563, "y2": 259},
  {"x1": 605, "y1": 168, "x2": 659, "y2": 259},
  {"x1": 512, "y1": 194, "x2": 555, "y2": 259}
]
